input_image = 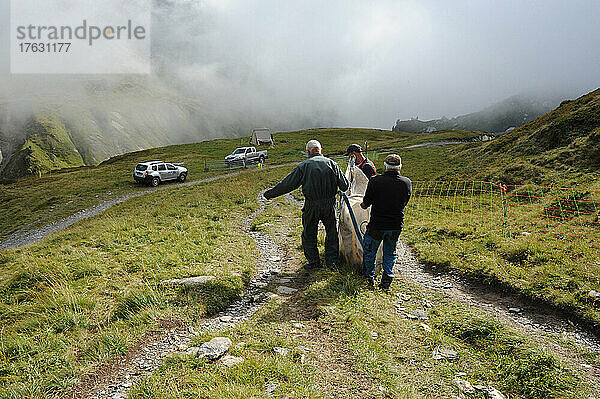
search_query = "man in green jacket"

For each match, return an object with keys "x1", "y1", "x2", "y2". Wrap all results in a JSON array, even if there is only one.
[{"x1": 264, "y1": 140, "x2": 349, "y2": 269}]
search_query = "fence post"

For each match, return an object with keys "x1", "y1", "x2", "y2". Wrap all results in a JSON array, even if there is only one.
[
  {"x1": 204, "y1": 159, "x2": 208, "y2": 172},
  {"x1": 501, "y1": 184, "x2": 512, "y2": 238},
  {"x1": 554, "y1": 188, "x2": 567, "y2": 250}
]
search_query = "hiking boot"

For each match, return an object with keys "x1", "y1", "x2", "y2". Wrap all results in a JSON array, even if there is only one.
[
  {"x1": 303, "y1": 262, "x2": 321, "y2": 271},
  {"x1": 365, "y1": 276, "x2": 375, "y2": 290},
  {"x1": 379, "y1": 274, "x2": 393, "y2": 293}
]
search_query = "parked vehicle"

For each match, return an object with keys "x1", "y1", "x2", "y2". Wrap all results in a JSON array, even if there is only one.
[
  {"x1": 133, "y1": 161, "x2": 188, "y2": 187},
  {"x1": 224, "y1": 147, "x2": 268, "y2": 168}
]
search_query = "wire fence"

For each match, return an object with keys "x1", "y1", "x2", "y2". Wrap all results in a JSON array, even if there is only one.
[
  {"x1": 408, "y1": 180, "x2": 600, "y2": 257},
  {"x1": 503, "y1": 184, "x2": 600, "y2": 254},
  {"x1": 203, "y1": 158, "x2": 266, "y2": 172}
]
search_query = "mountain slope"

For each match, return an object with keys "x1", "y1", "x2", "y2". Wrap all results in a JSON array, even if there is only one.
[
  {"x1": 487, "y1": 89, "x2": 600, "y2": 161},
  {"x1": 472, "y1": 88, "x2": 600, "y2": 185},
  {"x1": 2, "y1": 114, "x2": 85, "y2": 177},
  {"x1": 0, "y1": 79, "x2": 268, "y2": 179},
  {"x1": 393, "y1": 95, "x2": 555, "y2": 134}
]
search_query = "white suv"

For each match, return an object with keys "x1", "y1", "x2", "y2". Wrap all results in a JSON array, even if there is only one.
[{"x1": 133, "y1": 161, "x2": 188, "y2": 187}]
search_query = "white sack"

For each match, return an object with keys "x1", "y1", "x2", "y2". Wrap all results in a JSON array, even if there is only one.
[{"x1": 338, "y1": 162, "x2": 382, "y2": 272}]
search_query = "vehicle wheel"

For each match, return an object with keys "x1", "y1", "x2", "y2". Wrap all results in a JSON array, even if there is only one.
[
  {"x1": 178, "y1": 172, "x2": 187, "y2": 183},
  {"x1": 150, "y1": 177, "x2": 160, "y2": 187}
]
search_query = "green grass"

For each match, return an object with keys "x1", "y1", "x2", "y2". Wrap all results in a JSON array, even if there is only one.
[
  {"x1": 403, "y1": 192, "x2": 600, "y2": 331},
  {"x1": 2, "y1": 114, "x2": 85, "y2": 178},
  {"x1": 125, "y1": 197, "x2": 594, "y2": 399},
  {"x1": 2, "y1": 125, "x2": 600, "y2": 397},
  {"x1": 0, "y1": 167, "x2": 292, "y2": 398},
  {"x1": 10, "y1": 272, "x2": 595, "y2": 398}
]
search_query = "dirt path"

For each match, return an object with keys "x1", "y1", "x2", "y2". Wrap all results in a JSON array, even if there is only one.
[
  {"x1": 77, "y1": 190, "x2": 286, "y2": 399},
  {"x1": 286, "y1": 194, "x2": 600, "y2": 354},
  {"x1": 0, "y1": 164, "x2": 295, "y2": 251},
  {"x1": 402, "y1": 135, "x2": 493, "y2": 149},
  {"x1": 73, "y1": 188, "x2": 600, "y2": 398},
  {"x1": 395, "y1": 242, "x2": 600, "y2": 354}
]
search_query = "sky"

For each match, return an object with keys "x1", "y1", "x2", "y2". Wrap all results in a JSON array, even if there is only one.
[{"x1": 1, "y1": 0, "x2": 599, "y2": 130}]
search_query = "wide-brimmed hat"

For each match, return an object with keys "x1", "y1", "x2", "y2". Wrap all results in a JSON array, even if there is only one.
[{"x1": 343, "y1": 144, "x2": 362, "y2": 156}]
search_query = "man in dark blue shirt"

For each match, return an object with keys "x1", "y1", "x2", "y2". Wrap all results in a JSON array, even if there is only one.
[{"x1": 360, "y1": 154, "x2": 412, "y2": 291}]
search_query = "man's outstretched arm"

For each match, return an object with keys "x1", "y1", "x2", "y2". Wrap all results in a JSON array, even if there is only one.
[{"x1": 264, "y1": 165, "x2": 304, "y2": 199}]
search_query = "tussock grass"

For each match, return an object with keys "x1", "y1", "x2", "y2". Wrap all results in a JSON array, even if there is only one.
[
  {"x1": 2, "y1": 124, "x2": 600, "y2": 397},
  {"x1": 0, "y1": 167, "x2": 291, "y2": 397},
  {"x1": 404, "y1": 213, "x2": 600, "y2": 330},
  {"x1": 127, "y1": 263, "x2": 590, "y2": 398}
]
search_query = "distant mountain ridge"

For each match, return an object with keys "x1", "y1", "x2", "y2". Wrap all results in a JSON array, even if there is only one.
[
  {"x1": 486, "y1": 88, "x2": 600, "y2": 164},
  {"x1": 392, "y1": 95, "x2": 556, "y2": 134},
  {"x1": 0, "y1": 81, "x2": 208, "y2": 178},
  {"x1": 460, "y1": 88, "x2": 600, "y2": 185},
  {"x1": 0, "y1": 78, "x2": 323, "y2": 179}
]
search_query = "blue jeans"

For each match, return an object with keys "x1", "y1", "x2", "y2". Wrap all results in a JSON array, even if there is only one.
[{"x1": 363, "y1": 230, "x2": 401, "y2": 283}]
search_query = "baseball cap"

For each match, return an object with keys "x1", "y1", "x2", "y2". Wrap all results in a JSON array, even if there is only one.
[
  {"x1": 343, "y1": 144, "x2": 362, "y2": 156},
  {"x1": 384, "y1": 154, "x2": 402, "y2": 166}
]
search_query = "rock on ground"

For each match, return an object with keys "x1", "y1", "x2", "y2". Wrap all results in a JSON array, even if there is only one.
[
  {"x1": 220, "y1": 355, "x2": 244, "y2": 367},
  {"x1": 276, "y1": 286, "x2": 298, "y2": 295},
  {"x1": 453, "y1": 378, "x2": 476, "y2": 397},
  {"x1": 188, "y1": 337, "x2": 232, "y2": 360},
  {"x1": 273, "y1": 347, "x2": 290, "y2": 356},
  {"x1": 162, "y1": 276, "x2": 216, "y2": 286},
  {"x1": 453, "y1": 377, "x2": 506, "y2": 399},
  {"x1": 407, "y1": 309, "x2": 429, "y2": 320},
  {"x1": 473, "y1": 385, "x2": 506, "y2": 399},
  {"x1": 432, "y1": 345, "x2": 459, "y2": 361}
]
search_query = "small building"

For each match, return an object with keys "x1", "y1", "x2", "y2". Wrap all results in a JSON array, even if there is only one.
[{"x1": 250, "y1": 128, "x2": 274, "y2": 146}]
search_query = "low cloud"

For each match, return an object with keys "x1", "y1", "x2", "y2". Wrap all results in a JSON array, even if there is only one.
[{"x1": 1, "y1": 0, "x2": 599, "y2": 137}]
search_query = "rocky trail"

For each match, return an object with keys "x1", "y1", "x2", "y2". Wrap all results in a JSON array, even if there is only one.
[
  {"x1": 395, "y1": 242, "x2": 600, "y2": 354},
  {"x1": 286, "y1": 192, "x2": 600, "y2": 357},
  {"x1": 78, "y1": 191, "x2": 288, "y2": 399},
  {"x1": 282, "y1": 196, "x2": 600, "y2": 395}
]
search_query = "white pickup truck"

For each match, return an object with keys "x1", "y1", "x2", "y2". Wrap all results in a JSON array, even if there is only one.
[{"x1": 225, "y1": 147, "x2": 268, "y2": 168}]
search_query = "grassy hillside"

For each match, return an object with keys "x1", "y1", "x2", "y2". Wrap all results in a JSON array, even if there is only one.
[
  {"x1": 0, "y1": 128, "x2": 483, "y2": 239},
  {"x1": 468, "y1": 88, "x2": 600, "y2": 186},
  {"x1": 0, "y1": 168, "x2": 268, "y2": 396},
  {"x1": 1, "y1": 114, "x2": 85, "y2": 178},
  {"x1": 1, "y1": 124, "x2": 600, "y2": 397},
  {"x1": 1, "y1": 168, "x2": 597, "y2": 398}
]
